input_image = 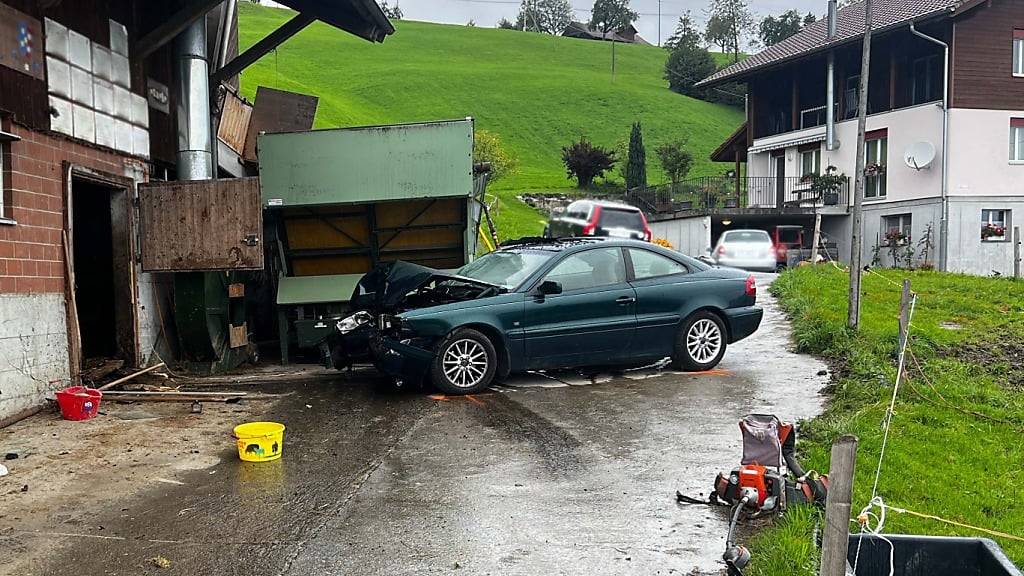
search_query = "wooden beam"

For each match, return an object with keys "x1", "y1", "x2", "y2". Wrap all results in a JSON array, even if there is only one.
[
  {"x1": 135, "y1": 0, "x2": 224, "y2": 59},
  {"x1": 791, "y1": 74, "x2": 799, "y2": 131},
  {"x1": 211, "y1": 12, "x2": 316, "y2": 86}
]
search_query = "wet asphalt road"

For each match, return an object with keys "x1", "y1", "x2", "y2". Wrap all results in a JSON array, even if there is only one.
[{"x1": 16, "y1": 273, "x2": 828, "y2": 576}]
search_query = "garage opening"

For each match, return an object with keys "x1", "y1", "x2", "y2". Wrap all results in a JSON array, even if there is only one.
[{"x1": 69, "y1": 174, "x2": 138, "y2": 370}]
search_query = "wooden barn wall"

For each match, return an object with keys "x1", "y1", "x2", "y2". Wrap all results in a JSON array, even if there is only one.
[
  {"x1": 0, "y1": 0, "x2": 179, "y2": 165},
  {"x1": 952, "y1": 0, "x2": 1024, "y2": 110}
]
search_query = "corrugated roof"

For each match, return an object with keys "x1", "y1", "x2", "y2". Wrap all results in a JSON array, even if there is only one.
[{"x1": 697, "y1": 0, "x2": 981, "y2": 87}]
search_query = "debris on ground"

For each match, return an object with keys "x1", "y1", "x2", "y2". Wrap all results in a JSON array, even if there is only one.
[
  {"x1": 148, "y1": 555, "x2": 172, "y2": 569},
  {"x1": 0, "y1": 463, "x2": 8, "y2": 477}
]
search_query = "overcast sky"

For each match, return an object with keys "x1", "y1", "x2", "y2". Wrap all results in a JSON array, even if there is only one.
[{"x1": 263, "y1": 0, "x2": 828, "y2": 47}]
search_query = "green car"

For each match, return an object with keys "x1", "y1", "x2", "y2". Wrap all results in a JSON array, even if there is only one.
[{"x1": 331, "y1": 238, "x2": 763, "y2": 394}]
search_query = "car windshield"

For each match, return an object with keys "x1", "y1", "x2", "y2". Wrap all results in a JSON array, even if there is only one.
[
  {"x1": 456, "y1": 250, "x2": 553, "y2": 289},
  {"x1": 723, "y1": 230, "x2": 772, "y2": 244},
  {"x1": 599, "y1": 208, "x2": 644, "y2": 230}
]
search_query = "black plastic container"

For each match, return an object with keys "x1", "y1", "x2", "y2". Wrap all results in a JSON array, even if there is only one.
[{"x1": 847, "y1": 534, "x2": 1022, "y2": 576}]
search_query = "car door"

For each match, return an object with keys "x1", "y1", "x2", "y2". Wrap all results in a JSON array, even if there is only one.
[
  {"x1": 626, "y1": 248, "x2": 702, "y2": 357},
  {"x1": 523, "y1": 247, "x2": 636, "y2": 369}
]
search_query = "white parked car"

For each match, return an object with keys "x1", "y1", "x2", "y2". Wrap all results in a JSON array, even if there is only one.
[{"x1": 712, "y1": 229, "x2": 778, "y2": 272}]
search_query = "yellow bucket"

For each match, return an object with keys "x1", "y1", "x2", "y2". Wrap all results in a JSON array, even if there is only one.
[{"x1": 234, "y1": 422, "x2": 286, "y2": 462}]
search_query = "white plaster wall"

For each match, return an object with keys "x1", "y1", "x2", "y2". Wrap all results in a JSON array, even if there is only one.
[
  {"x1": 861, "y1": 199, "x2": 943, "y2": 268},
  {"x1": 749, "y1": 103, "x2": 946, "y2": 205},
  {"x1": 948, "y1": 108, "x2": 1024, "y2": 198},
  {"x1": 946, "y1": 198, "x2": 1023, "y2": 276},
  {"x1": 0, "y1": 294, "x2": 70, "y2": 421},
  {"x1": 649, "y1": 216, "x2": 712, "y2": 257}
]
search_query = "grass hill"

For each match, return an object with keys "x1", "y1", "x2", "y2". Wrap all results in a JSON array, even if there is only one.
[{"x1": 238, "y1": 3, "x2": 744, "y2": 196}]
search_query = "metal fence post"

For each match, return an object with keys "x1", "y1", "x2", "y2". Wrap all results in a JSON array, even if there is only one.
[{"x1": 898, "y1": 279, "x2": 911, "y2": 353}]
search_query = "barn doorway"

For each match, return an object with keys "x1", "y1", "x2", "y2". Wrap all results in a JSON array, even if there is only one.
[{"x1": 67, "y1": 168, "x2": 138, "y2": 375}]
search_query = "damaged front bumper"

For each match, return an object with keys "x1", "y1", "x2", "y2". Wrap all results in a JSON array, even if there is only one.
[{"x1": 369, "y1": 335, "x2": 436, "y2": 387}]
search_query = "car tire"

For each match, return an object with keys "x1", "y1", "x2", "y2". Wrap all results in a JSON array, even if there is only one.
[
  {"x1": 431, "y1": 328, "x2": 498, "y2": 395},
  {"x1": 672, "y1": 311, "x2": 728, "y2": 371}
]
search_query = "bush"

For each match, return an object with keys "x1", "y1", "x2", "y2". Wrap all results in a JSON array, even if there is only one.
[
  {"x1": 663, "y1": 44, "x2": 717, "y2": 98},
  {"x1": 473, "y1": 130, "x2": 519, "y2": 183},
  {"x1": 561, "y1": 137, "x2": 617, "y2": 188}
]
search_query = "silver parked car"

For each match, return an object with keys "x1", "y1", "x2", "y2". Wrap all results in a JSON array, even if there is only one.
[{"x1": 712, "y1": 229, "x2": 778, "y2": 272}]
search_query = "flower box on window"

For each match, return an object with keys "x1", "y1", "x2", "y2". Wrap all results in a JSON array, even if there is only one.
[
  {"x1": 981, "y1": 223, "x2": 1007, "y2": 241},
  {"x1": 864, "y1": 163, "x2": 886, "y2": 177}
]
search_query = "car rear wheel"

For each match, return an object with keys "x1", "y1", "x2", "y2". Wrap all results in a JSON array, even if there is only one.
[
  {"x1": 431, "y1": 328, "x2": 497, "y2": 394},
  {"x1": 672, "y1": 311, "x2": 727, "y2": 371}
]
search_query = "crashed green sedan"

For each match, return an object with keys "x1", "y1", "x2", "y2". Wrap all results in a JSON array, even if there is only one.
[{"x1": 327, "y1": 238, "x2": 763, "y2": 394}]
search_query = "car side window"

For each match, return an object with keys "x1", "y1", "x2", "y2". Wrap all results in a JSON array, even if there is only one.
[
  {"x1": 628, "y1": 249, "x2": 688, "y2": 280},
  {"x1": 544, "y1": 247, "x2": 627, "y2": 292}
]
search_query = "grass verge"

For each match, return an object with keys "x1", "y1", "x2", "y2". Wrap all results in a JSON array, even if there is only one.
[{"x1": 749, "y1": 266, "x2": 1024, "y2": 575}]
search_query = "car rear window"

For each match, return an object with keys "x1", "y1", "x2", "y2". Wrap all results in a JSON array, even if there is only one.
[
  {"x1": 723, "y1": 230, "x2": 772, "y2": 243},
  {"x1": 599, "y1": 208, "x2": 644, "y2": 230},
  {"x1": 777, "y1": 228, "x2": 802, "y2": 243}
]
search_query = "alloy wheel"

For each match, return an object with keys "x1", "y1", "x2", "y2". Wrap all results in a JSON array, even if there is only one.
[
  {"x1": 686, "y1": 318, "x2": 722, "y2": 365},
  {"x1": 441, "y1": 338, "x2": 489, "y2": 389}
]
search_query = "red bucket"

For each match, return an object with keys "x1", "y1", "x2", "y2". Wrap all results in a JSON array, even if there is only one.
[{"x1": 55, "y1": 386, "x2": 102, "y2": 421}]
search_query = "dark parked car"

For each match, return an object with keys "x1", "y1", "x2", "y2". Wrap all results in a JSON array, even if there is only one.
[
  {"x1": 546, "y1": 200, "x2": 652, "y2": 241},
  {"x1": 329, "y1": 238, "x2": 763, "y2": 394}
]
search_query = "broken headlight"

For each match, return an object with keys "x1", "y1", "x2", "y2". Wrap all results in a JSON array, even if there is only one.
[{"x1": 336, "y1": 311, "x2": 373, "y2": 334}]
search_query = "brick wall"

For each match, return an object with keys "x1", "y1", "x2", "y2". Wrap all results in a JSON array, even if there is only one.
[{"x1": 1, "y1": 123, "x2": 132, "y2": 295}]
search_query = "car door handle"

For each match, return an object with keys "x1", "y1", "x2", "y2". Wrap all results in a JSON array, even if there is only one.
[{"x1": 616, "y1": 296, "x2": 636, "y2": 304}]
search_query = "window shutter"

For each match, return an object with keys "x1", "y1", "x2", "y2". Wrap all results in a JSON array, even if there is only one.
[
  {"x1": 1014, "y1": 29, "x2": 1024, "y2": 39},
  {"x1": 866, "y1": 128, "x2": 888, "y2": 141},
  {"x1": 1011, "y1": 118, "x2": 1024, "y2": 128}
]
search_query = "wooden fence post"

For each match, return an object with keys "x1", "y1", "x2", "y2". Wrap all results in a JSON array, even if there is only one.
[
  {"x1": 898, "y1": 279, "x2": 911, "y2": 354},
  {"x1": 1014, "y1": 226, "x2": 1021, "y2": 280},
  {"x1": 820, "y1": 435, "x2": 859, "y2": 576}
]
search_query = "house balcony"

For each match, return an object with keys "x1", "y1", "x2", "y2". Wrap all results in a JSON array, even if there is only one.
[{"x1": 626, "y1": 176, "x2": 851, "y2": 217}]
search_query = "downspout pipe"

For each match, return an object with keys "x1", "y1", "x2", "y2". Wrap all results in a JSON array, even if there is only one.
[
  {"x1": 174, "y1": 19, "x2": 214, "y2": 181},
  {"x1": 826, "y1": 0, "x2": 838, "y2": 151},
  {"x1": 910, "y1": 22, "x2": 949, "y2": 272}
]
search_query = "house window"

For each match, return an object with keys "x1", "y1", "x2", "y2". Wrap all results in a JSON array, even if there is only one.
[
  {"x1": 1014, "y1": 30, "x2": 1024, "y2": 77},
  {"x1": 981, "y1": 209, "x2": 1009, "y2": 242},
  {"x1": 800, "y1": 147, "x2": 822, "y2": 177},
  {"x1": 883, "y1": 214, "x2": 912, "y2": 244},
  {"x1": 865, "y1": 131, "x2": 888, "y2": 199},
  {"x1": 1011, "y1": 119, "x2": 1024, "y2": 162}
]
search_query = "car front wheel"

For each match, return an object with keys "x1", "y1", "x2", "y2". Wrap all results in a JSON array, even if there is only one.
[
  {"x1": 431, "y1": 328, "x2": 497, "y2": 394},
  {"x1": 672, "y1": 311, "x2": 727, "y2": 371}
]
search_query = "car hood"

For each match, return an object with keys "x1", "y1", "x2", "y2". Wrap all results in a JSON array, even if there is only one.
[{"x1": 351, "y1": 261, "x2": 502, "y2": 311}]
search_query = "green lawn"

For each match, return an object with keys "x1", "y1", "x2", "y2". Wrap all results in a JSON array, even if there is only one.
[
  {"x1": 237, "y1": 3, "x2": 743, "y2": 197},
  {"x1": 752, "y1": 267, "x2": 1024, "y2": 575}
]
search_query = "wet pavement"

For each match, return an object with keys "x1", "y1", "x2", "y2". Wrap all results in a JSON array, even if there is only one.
[{"x1": 9, "y1": 273, "x2": 829, "y2": 576}]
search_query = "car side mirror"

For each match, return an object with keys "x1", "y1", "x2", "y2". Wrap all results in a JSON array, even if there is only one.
[
  {"x1": 705, "y1": 247, "x2": 713, "y2": 255},
  {"x1": 537, "y1": 280, "x2": 562, "y2": 295}
]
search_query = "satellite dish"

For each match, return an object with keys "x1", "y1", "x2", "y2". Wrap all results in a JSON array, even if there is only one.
[{"x1": 904, "y1": 141, "x2": 936, "y2": 171}]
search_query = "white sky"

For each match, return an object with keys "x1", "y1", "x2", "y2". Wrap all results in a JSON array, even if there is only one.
[{"x1": 261, "y1": 0, "x2": 827, "y2": 47}]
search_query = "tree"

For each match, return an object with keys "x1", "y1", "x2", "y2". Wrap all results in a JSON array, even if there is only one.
[
  {"x1": 497, "y1": 17, "x2": 516, "y2": 29},
  {"x1": 656, "y1": 141, "x2": 694, "y2": 191},
  {"x1": 706, "y1": 0, "x2": 753, "y2": 62},
  {"x1": 663, "y1": 43, "x2": 717, "y2": 97},
  {"x1": 624, "y1": 122, "x2": 647, "y2": 190},
  {"x1": 515, "y1": 0, "x2": 572, "y2": 34},
  {"x1": 562, "y1": 137, "x2": 617, "y2": 188},
  {"x1": 589, "y1": 0, "x2": 638, "y2": 34},
  {"x1": 474, "y1": 130, "x2": 518, "y2": 183},
  {"x1": 379, "y1": 0, "x2": 402, "y2": 19},
  {"x1": 758, "y1": 9, "x2": 805, "y2": 46},
  {"x1": 704, "y1": 15, "x2": 731, "y2": 53},
  {"x1": 466, "y1": 19, "x2": 476, "y2": 27},
  {"x1": 803, "y1": 12, "x2": 817, "y2": 26},
  {"x1": 664, "y1": 11, "x2": 702, "y2": 51}
]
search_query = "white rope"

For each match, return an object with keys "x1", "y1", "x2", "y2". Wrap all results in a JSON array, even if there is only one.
[{"x1": 851, "y1": 293, "x2": 918, "y2": 574}]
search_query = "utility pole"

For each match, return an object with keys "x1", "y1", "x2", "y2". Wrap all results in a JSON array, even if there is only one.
[
  {"x1": 611, "y1": 40, "x2": 616, "y2": 82},
  {"x1": 658, "y1": 0, "x2": 662, "y2": 47},
  {"x1": 847, "y1": 0, "x2": 873, "y2": 330}
]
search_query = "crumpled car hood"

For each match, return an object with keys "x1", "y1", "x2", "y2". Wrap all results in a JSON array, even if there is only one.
[{"x1": 350, "y1": 261, "x2": 500, "y2": 311}]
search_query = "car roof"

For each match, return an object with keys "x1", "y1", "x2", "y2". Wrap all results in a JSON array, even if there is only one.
[
  {"x1": 497, "y1": 237, "x2": 663, "y2": 253},
  {"x1": 589, "y1": 200, "x2": 640, "y2": 211}
]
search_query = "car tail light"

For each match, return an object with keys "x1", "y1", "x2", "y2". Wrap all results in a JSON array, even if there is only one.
[
  {"x1": 641, "y1": 213, "x2": 652, "y2": 242},
  {"x1": 581, "y1": 206, "x2": 601, "y2": 235},
  {"x1": 745, "y1": 275, "x2": 756, "y2": 297},
  {"x1": 717, "y1": 245, "x2": 727, "y2": 257}
]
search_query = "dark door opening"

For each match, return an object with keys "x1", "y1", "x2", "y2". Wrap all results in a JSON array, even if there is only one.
[
  {"x1": 774, "y1": 155, "x2": 786, "y2": 208},
  {"x1": 70, "y1": 176, "x2": 137, "y2": 367}
]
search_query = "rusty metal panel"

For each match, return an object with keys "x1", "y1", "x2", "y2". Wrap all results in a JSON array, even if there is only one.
[
  {"x1": 244, "y1": 86, "x2": 317, "y2": 162},
  {"x1": 228, "y1": 283, "x2": 245, "y2": 298},
  {"x1": 139, "y1": 177, "x2": 264, "y2": 272},
  {"x1": 0, "y1": 4, "x2": 44, "y2": 80},
  {"x1": 218, "y1": 88, "x2": 251, "y2": 156}
]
